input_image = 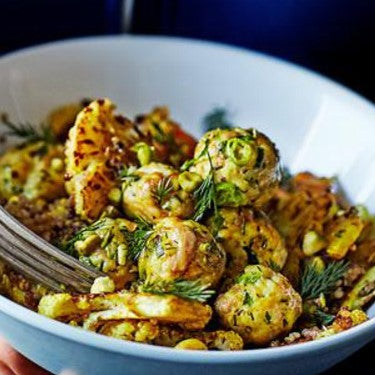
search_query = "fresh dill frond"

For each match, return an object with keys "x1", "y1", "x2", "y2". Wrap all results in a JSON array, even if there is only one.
[
  {"x1": 141, "y1": 279, "x2": 215, "y2": 302},
  {"x1": 193, "y1": 143, "x2": 218, "y2": 221},
  {"x1": 0, "y1": 113, "x2": 56, "y2": 144},
  {"x1": 193, "y1": 173, "x2": 216, "y2": 221},
  {"x1": 62, "y1": 220, "x2": 106, "y2": 256},
  {"x1": 300, "y1": 260, "x2": 349, "y2": 300},
  {"x1": 124, "y1": 217, "x2": 153, "y2": 261},
  {"x1": 118, "y1": 166, "x2": 138, "y2": 181},
  {"x1": 153, "y1": 177, "x2": 173, "y2": 204},
  {"x1": 202, "y1": 107, "x2": 232, "y2": 131},
  {"x1": 313, "y1": 310, "x2": 335, "y2": 326}
]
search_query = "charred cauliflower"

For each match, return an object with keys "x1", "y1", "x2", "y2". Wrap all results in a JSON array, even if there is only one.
[{"x1": 65, "y1": 99, "x2": 138, "y2": 220}]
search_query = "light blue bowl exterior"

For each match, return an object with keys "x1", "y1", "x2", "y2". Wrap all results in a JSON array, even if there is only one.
[
  {"x1": 1, "y1": 35, "x2": 375, "y2": 375},
  {"x1": 1, "y1": 306, "x2": 374, "y2": 375}
]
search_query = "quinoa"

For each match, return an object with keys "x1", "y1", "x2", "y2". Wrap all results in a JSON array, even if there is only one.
[{"x1": 4, "y1": 195, "x2": 85, "y2": 245}]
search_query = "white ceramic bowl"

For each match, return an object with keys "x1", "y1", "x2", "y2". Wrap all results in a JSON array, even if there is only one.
[{"x1": 0, "y1": 36, "x2": 375, "y2": 375}]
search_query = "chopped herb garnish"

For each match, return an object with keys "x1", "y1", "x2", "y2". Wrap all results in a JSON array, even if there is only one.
[
  {"x1": 193, "y1": 142, "x2": 218, "y2": 221},
  {"x1": 62, "y1": 220, "x2": 106, "y2": 256},
  {"x1": 0, "y1": 113, "x2": 56, "y2": 144},
  {"x1": 254, "y1": 147, "x2": 264, "y2": 169},
  {"x1": 123, "y1": 217, "x2": 153, "y2": 261},
  {"x1": 313, "y1": 310, "x2": 335, "y2": 326},
  {"x1": 265, "y1": 311, "x2": 272, "y2": 324},
  {"x1": 243, "y1": 291, "x2": 254, "y2": 306},
  {"x1": 153, "y1": 177, "x2": 173, "y2": 204},
  {"x1": 237, "y1": 269, "x2": 262, "y2": 285},
  {"x1": 300, "y1": 260, "x2": 349, "y2": 300},
  {"x1": 141, "y1": 279, "x2": 215, "y2": 302}
]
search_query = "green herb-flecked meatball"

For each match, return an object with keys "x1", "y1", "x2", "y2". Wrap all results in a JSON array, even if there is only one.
[
  {"x1": 215, "y1": 265, "x2": 302, "y2": 345},
  {"x1": 187, "y1": 128, "x2": 281, "y2": 208},
  {"x1": 206, "y1": 207, "x2": 288, "y2": 280},
  {"x1": 122, "y1": 163, "x2": 195, "y2": 223},
  {"x1": 138, "y1": 217, "x2": 226, "y2": 287}
]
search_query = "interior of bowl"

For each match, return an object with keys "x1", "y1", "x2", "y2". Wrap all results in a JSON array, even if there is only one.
[{"x1": 1, "y1": 34, "x2": 375, "y2": 325}]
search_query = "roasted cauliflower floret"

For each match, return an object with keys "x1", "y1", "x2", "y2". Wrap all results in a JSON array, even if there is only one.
[
  {"x1": 22, "y1": 143, "x2": 66, "y2": 200},
  {"x1": 0, "y1": 260, "x2": 48, "y2": 310},
  {"x1": 65, "y1": 217, "x2": 137, "y2": 289},
  {"x1": 135, "y1": 106, "x2": 196, "y2": 167},
  {"x1": 155, "y1": 327, "x2": 244, "y2": 351},
  {"x1": 65, "y1": 99, "x2": 139, "y2": 220},
  {"x1": 267, "y1": 173, "x2": 365, "y2": 283},
  {"x1": 38, "y1": 291, "x2": 212, "y2": 330},
  {"x1": 121, "y1": 163, "x2": 195, "y2": 223},
  {"x1": 206, "y1": 207, "x2": 287, "y2": 280},
  {"x1": 325, "y1": 208, "x2": 364, "y2": 260},
  {"x1": 0, "y1": 141, "x2": 65, "y2": 201},
  {"x1": 215, "y1": 265, "x2": 302, "y2": 345},
  {"x1": 139, "y1": 217, "x2": 226, "y2": 287},
  {"x1": 46, "y1": 100, "x2": 89, "y2": 141},
  {"x1": 99, "y1": 319, "x2": 160, "y2": 343},
  {"x1": 0, "y1": 143, "x2": 36, "y2": 199},
  {"x1": 187, "y1": 128, "x2": 281, "y2": 208},
  {"x1": 343, "y1": 265, "x2": 375, "y2": 310}
]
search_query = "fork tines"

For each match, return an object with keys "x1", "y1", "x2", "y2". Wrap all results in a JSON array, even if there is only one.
[{"x1": 0, "y1": 206, "x2": 104, "y2": 293}]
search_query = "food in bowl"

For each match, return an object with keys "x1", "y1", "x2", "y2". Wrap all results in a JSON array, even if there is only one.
[{"x1": 0, "y1": 98, "x2": 374, "y2": 351}]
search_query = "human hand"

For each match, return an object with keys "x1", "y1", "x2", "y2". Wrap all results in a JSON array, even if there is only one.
[{"x1": 0, "y1": 337, "x2": 52, "y2": 375}]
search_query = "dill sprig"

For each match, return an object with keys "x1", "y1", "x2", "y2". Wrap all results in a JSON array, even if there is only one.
[
  {"x1": 193, "y1": 143, "x2": 218, "y2": 221},
  {"x1": 313, "y1": 310, "x2": 335, "y2": 326},
  {"x1": 118, "y1": 166, "x2": 138, "y2": 181},
  {"x1": 0, "y1": 113, "x2": 56, "y2": 144},
  {"x1": 202, "y1": 107, "x2": 232, "y2": 131},
  {"x1": 153, "y1": 177, "x2": 173, "y2": 204},
  {"x1": 300, "y1": 260, "x2": 349, "y2": 300},
  {"x1": 141, "y1": 279, "x2": 215, "y2": 302},
  {"x1": 124, "y1": 217, "x2": 153, "y2": 261},
  {"x1": 62, "y1": 220, "x2": 106, "y2": 256}
]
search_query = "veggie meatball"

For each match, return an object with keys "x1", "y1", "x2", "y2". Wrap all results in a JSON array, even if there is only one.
[
  {"x1": 215, "y1": 265, "x2": 302, "y2": 345},
  {"x1": 206, "y1": 207, "x2": 287, "y2": 280},
  {"x1": 187, "y1": 128, "x2": 281, "y2": 208},
  {"x1": 139, "y1": 217, "x2": 226, "y2": 287},
  {"x1": 122, "y1": 163, "x2": 195, "y2": 223}
]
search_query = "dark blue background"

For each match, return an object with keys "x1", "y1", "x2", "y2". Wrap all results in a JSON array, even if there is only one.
[
  {"x1": 0, "y1": 0, "x2": 374, "y2": 373},
  {"x1": 1, "y1": 0, "x2": 374, "y2": 101}
]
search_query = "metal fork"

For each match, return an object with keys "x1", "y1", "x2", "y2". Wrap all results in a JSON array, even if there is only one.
[{"x1": 0, "y1": 206, "x2": 104, "y2": 293}]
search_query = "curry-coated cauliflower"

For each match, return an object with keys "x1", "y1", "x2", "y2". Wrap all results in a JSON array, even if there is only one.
[
  {"x1": 215, "y1": 265, "x2": 302, "y2": 345},
  {"x1": 65, "y1": 99, "x2": 139, "y2": 220},
  {"x1": 0, "y1": 142, "x2": 66, "y2": 201}
]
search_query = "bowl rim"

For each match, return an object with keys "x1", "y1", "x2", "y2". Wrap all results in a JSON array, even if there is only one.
[{"x1": 0, "y1": 34, "x2": 375, "y2": 363}]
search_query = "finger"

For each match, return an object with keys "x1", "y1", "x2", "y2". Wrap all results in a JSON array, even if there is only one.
[
  {"x1": 0, "y1": 338, "x2": 51, "y2": 375},
  {"x1": 0, "y1": 361, "x2": 15, "y2": 375}
]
